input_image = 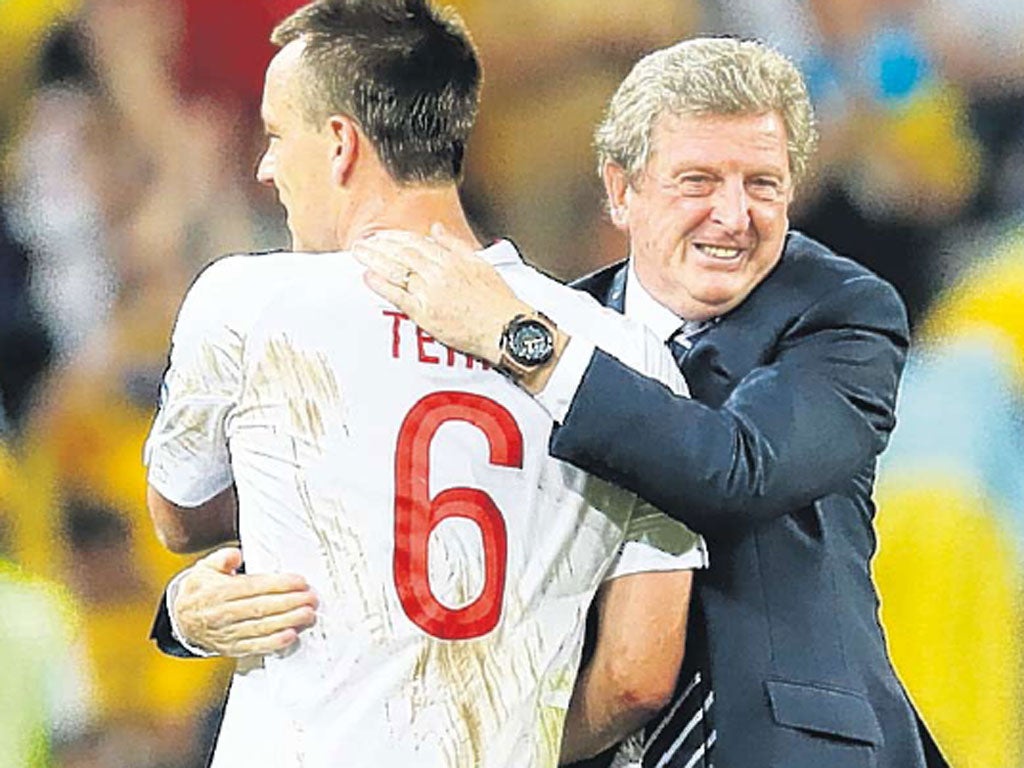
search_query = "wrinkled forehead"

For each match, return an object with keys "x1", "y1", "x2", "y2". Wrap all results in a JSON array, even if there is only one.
[{"x1": 648, "y1": 109, "x2": 792, "y2": 169}]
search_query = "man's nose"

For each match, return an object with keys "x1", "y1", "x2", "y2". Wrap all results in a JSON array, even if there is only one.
[{"x1": 709, "y1": 178, "x2": 750, "y2": 233}]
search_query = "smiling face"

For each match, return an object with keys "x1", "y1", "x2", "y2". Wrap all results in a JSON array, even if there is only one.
[
  {"x1": 606, "y1": 110, "x2": 793, "y2": 321},
  {"x1": 255, "y1": 40, "x2": 340, "y2": 251}
]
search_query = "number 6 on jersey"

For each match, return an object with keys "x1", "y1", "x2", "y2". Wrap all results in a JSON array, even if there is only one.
[{"x1": 393, "y1": 391, "x2": 524, "y2": 640}]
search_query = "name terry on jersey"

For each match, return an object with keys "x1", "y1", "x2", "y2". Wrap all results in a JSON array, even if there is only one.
[{"x1": 383, "y1": 310, "x2": 492, "y2": 370}]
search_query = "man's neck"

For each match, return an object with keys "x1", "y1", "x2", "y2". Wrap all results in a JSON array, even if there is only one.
[{"x1": 340, "y1": 184, "x2": 482, "y2": 250}]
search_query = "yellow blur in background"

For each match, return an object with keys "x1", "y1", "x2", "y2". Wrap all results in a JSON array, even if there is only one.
[{"x1": 876, "y1": 230, "x2": 1024, "y2": 767}]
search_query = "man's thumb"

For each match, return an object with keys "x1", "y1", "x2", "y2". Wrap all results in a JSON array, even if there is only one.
[{"x1": 200, "y1": 546, "x2": 243, "y2": 574}]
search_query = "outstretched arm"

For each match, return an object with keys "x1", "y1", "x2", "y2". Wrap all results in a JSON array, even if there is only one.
[
  {"x1": 355, "y1": 228, "x2": 908, "y2": 537},
  {"x1": 549, "y1": 275, "x2": 907, "y2": 534}
]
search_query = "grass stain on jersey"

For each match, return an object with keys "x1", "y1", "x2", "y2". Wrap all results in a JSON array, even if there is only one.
[
  {"x1": 250, "y1": 334, "x2": 345, "y2": 448},
  {"x1": 537, "y1": 703, "x2": 567, "y2": 768},
  {"x1": 295, "y1": 477, "x2": 344, "y2": 606},
  {"x1": 409, "y1": 637, "x2": 502, "y2": 768},
  {"x1": 399, "y1": 589, "x2": 580, "y2": 766},
  {"x1": 156, "y1": 338, "x2": 244, "y2": 457}
]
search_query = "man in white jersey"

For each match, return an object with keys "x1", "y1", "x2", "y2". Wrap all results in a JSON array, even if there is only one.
[{"x1": 144, "y1": 1, "x2": 704, "y2": 765}]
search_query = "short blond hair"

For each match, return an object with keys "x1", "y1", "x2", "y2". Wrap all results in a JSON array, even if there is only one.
[{"x1": 595, "y1": 37, "x2": 818, "y2": 185}]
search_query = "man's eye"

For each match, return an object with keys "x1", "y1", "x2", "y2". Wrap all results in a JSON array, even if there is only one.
[
  {"x1": 677, "y1": 175, "x2": 714, "y2": 194},
  {"x1": 748, "y1": 178, "x2": 783, "y2": 200}
]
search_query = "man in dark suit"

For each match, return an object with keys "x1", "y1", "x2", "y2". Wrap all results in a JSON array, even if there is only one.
[{"x1": 352, "y1": 36, "x2": 948, "y2": 768}]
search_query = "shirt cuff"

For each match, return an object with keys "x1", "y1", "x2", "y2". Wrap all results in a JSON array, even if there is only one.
[
  {"x1": 532, "y1": 335, "x2": 595, "y2": 424},
  {"x1": 166, "y1": 569, "x2": 218, "y2": 658}
]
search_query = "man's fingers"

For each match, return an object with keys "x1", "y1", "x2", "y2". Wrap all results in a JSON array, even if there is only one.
[
  {"x1": 180, "y1": 569, "x2": 312, "y2": 605},
  {"x1": 353, "y1": 242, "x2": 404, "y2": 275},
  {"x1": 233, "y1": 604, "x2": 318, "y2": 638},
  {"x1": 228, "y1": 628, "x2": 301, "y2": 658},
  {"x1": 201, "y1": 605, "x2": 317, "y2": 658},
  {"x1": 223, "y1": 572, "x2": 313, "y2": 600},
  {"x1": 355, "y1": 237, "x2": 440, "y2": 275},
  {"x1": 363, "y1": 268, "x2": 418, "y2": 313},
  {"x1": 210, "y1": 591, "x2": 319, "y2": 629},
  {"x1": 210, "y1": 602, "x2": 318, "y2": 640},
  {"x1": 428, "y1": 222, "x2": 477, "y2": 260},
  {"x1": 353, "y1": 244, "x2": 422, "y2": 292},
  {"x1": 177, "y1": 600, "x2": 317, "y2": 657}
]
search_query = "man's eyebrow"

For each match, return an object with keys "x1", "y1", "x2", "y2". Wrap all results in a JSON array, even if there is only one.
[{"x1": 748, "y1": 167, "x2": 788, "y2": 181}]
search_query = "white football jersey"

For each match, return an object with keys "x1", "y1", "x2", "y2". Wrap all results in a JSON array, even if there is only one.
[{"x1": 145, "y1": 240, "x2": 706, "y2": 768}]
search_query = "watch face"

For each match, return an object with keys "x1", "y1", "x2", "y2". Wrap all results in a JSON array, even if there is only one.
[{"x1": 509, "y1": 319, "x2": 554, "y2": 365}]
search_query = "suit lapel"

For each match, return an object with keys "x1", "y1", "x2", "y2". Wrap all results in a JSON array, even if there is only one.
[
  {"x1": 570, "y1": 260, "x2": 628, "y2": 312},
  {"x1": 607, "y1": 265, "x2": 626, "y2": 314}
]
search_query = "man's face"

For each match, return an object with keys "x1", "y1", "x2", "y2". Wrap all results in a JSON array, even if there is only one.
[
  {"x1": 608, "y1": 111, "x2": 793, "y2": 321},
  {"x1": 256, "y1": 41, "x2": 338, "y2": 251}
]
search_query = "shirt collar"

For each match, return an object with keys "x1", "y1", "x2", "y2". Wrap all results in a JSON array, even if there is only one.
[
  {"x1": 479, "y1": 238, "x2": 523, "y2": 266},
  {"x1": 624, "y1": 258, "x2": 689, "y2": 343}
]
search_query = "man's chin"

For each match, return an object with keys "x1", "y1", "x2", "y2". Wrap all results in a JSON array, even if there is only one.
[{"x1": 689, "y1": 277, "x2": 744, "y2": 305}]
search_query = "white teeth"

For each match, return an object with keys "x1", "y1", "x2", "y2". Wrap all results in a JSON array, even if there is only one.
[{"x1": 697, "y1": 245, "x2": 742, "y2": 259}]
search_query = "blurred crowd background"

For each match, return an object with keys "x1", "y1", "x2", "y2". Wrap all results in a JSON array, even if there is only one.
[{"x1": 0, "y1": 0, "x2": 1021, "y2": 766}]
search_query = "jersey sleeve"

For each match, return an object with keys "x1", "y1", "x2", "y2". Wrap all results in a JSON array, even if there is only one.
[
  {"x1": 606, "y1": 500, "x2": 709, "y2": 580},
  {"x1": 144, "y1": 258, "x2": 244, "y2": 506}
]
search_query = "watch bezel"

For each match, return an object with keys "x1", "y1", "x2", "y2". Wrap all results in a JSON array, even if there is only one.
[{"x1": 499, "y1": 313, "x2": 556, "y2": 376}]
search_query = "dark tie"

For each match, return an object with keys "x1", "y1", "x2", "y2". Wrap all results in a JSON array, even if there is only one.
[
  {"x1": 667, "y1": 319, "x2": 711, "y2": 369},
  {"x1": 667, "y1": 337, "x2": 690, "y2": 370}
]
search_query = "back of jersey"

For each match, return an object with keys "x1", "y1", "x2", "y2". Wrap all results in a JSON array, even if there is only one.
[
  {"x1": 208, "y1": 249, "x2": 641, "y2": 768},
  {"x1": 147, "y1": 243, "x2": 701, "y2": 768}
]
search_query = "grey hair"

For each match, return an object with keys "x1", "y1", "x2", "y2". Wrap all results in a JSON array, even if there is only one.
[{"x1": 594, "y1": 37, "x2": 818, "y2": 185}]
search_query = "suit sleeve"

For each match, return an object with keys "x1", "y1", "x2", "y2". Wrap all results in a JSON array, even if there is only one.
[
  {"x1": 549, "y1": 275, "x2": 909, "y2": 536},
  {"x1": 149, "y1": 589, "x2": 198, "y2": 658}
]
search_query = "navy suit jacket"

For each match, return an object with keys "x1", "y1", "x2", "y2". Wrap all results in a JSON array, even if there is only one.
[{"x1": 561, "y1": 232, "x2": 946, "y2": 768}]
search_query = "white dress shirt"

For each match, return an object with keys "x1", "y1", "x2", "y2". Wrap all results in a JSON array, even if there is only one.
[{"x1": 535, "y1": 258, "x2": 701, "y2": 423}]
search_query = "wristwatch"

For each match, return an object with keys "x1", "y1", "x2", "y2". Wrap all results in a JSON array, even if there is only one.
[{"x1": 498, "y1": 312, "x2": 556, "y2": 378}]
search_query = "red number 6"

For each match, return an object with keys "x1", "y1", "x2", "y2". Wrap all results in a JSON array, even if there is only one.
[{"x1": 393, "y1": 391, "x2": 523, "y2": 640}]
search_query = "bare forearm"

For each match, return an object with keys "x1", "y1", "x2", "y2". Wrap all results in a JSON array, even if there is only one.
[
  {"x1": 147, "y1": 484, "x2": 238, "y2": 554},
  {"x1": 560, "y1": 664, "x2": 658, "y2": 764},
  {"x1": 560, "y1": 571, "x2": 691, "y2": 764}
]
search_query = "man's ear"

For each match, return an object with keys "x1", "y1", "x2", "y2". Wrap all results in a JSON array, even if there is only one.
[
  {"x1": 601, "y1": 161, "x2": 631, "y2": 231},
  {"x1": 328, "y1": 115, "x2": 360, "y2": 186}
]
